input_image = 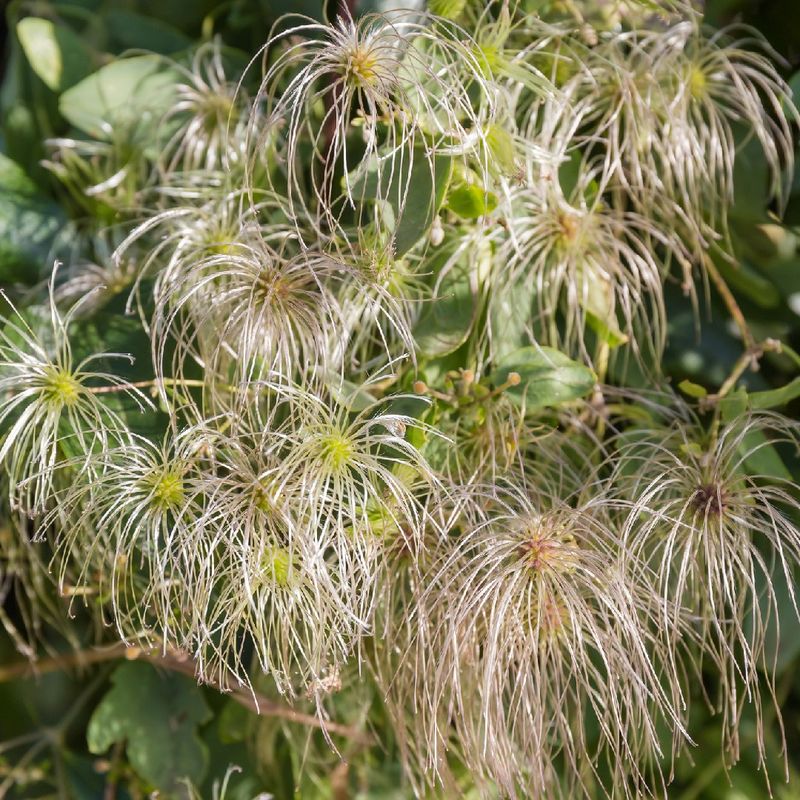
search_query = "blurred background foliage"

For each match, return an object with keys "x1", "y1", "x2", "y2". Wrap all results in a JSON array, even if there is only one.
[{"x1": 1, "y1": 0, "x2": 800, "y2": 798}]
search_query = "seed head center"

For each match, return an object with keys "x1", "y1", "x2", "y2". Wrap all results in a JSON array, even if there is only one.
[
  {"x1": 150, "y1": 470, "x2": 185, "y2": 510},
  {"x1": 44, "y1": 368, "x2": 81, "y2": 407},
  {"x1": 691, "y1": 483, "x2": 727, "y2": 516}
]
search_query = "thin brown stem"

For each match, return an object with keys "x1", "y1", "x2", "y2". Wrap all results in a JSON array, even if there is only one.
[
  {"x1": 702, "y1": 254, "x2": 755, "y2": 351},
  {"x1": 0, "y1": 644, "x2": 371, "y2": 745}
]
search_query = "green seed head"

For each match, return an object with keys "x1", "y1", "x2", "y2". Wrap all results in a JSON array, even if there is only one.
[
  {"x1": 688, "y1": 63, "x2": 708, "y2": 100},
  {"x1": 320, "y1": 431, "x2": 354, "y2": 473},
  {"x1": 261, "y1": 545, "x2": 293, "y2": 587},
  {"x1": 150, "y1": 469, "x2": 185, "y2": 511},
  {"x1": 44, "y1": 367, "x2": 81, "y2": 407},
  {"x1": 253, "y1": 478, "x2": 278, "y2": 515}
]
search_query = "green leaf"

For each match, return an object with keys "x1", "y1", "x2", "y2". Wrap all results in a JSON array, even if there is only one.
[
  {"x1": 738, "y1": 428, "x2": 793, "y2": 482},
  {"x1": 585, "y1": 309, "x2": 628, "y2": 348},
  {"x1": 720, "y1": 388, "x2": 792, "y2": 481},
  {"x1": 396, "y1": 152, "x2": 452, "y2": 255},
  {"x1": 718, "y1": 386, "x2": 749, "y2": 420},
  {"x1": 678, "y1": 379, "x2": 708, "y2": 399},
  {"x1": 59, "y1": 55, "x2": 179, "y2": 139},
  {"x1": 0, "y1": 153, "x2": 65, "y2": 284},
  {"x1": 87, "y1": 661, "x2": 212, "y2": 792},
  {"x1": 414, "y1": 246, "x2": 477, "y2": 356},
  {"x1": 760, "y1": 565, "x2": 800, "y2": 674},
  {"x1": 748, "y1": 376, "x2": 800, "y2": 409},
  {"x1": 351, "y1": 149, "x2": 452, "y2": 255},
  {"x1": 490, "y1": 282, "x2": 531, "y2": 362},
  {"x1": 576, "y1": 265, "x2": 628, "y2": 347},
  {"x1": 326, "y1": 375, "x2": 377, "y2": 412},
  {"x1": 732, "y1": 129, "x2": 770, "y2": 221},
  {"x1": 17, "y1": 17, "x2": 93, "y2": 92},
  {"x1": 446, "y1": 183, "x2": 497, "y2": 219},
  {"x1": 105, "y1": 10, "x2": 192, "y2": 54},
  {"x1": 492, "y1": 346, "x2": 595, "y2": 410},
  {"x1": 485, "y1": 123, "x2": 516, "y2": 175},
  {"x1": 714, "y1": 256, "x2": 780, "y2": 309},
  {"x1": 217, "y1": 699, "x2": 249, "y2": 744}
]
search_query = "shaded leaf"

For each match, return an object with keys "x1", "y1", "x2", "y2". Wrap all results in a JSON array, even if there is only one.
[
  {"x1": 352, "y1": 149, "x2": 452, "y2": 255},
  {"x1": 59, "y1": 55, "x2": 179, "y2": 139},
  {"x1": 749, "y1": 376, "x2": 800, "y2": 409},
  {"x1": 490, "y1": 283, "x2": 531, "y2": 362},
  {"x1": 105, "y1": 10, "x2": 192, "y2": 54},
  {"x1": 87, "y1": 660, "x2": 212, "y2": 792},
  {"x1": 0, "y1": 153, "x2": 65, "y2": 284},
  {"x1": 17, "y1": 17, "x2": 93, "y2": 92},
  {"x1": 414, "y1": 249, "x2": 476, "y2": 356},
  {"x1": 720, "y1": 388, "x2": 792, "y2": 481},
  {"x1": 492, "y1": 346, "x2": 595, "y2": 410}
]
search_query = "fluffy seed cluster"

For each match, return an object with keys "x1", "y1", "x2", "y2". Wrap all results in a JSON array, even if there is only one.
[{"x1": 2, "y1": 1, "x2": 800, "y2": 797}]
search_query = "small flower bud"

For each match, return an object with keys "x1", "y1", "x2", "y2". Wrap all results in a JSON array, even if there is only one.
[
  {"x1": 413, "y1": 381, "x2": 427, "y2": 394},
  {"x1": 430, "y1": 216, "x2": 444, "y2": 246},
  {"x1": 508, "y1": 372, "x2": 521, "y2": 386}
]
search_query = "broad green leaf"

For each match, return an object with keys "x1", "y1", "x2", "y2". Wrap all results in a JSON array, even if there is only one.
[
  {"x1": 87, "y1": 660, "x2": 211, "y2": 792},
  {"x1": 414, "y1": 248, "x2": 477, "y2": 356},
  {"x1": 732, "y1": 129, "x2": 770, "y2": 221},
  {"x1": 63, "y1": 751, "x2": 108, "y2": 800},
  {"x1": 585, "y1": 309, "x2": 628, "y2": 348},
  {"x1": 761, "y1": 565, "x2": 800, "y2": 674},
  {"x1": 577, "y1": 266, "x2": 628, "y2": 348},
  {"x1": 788, "y1": 70, "x2": 800, "y2": 114},
  {"x1": 351, "y1": 149, "x2": 452, "y2": 255},
  {"x1": 492, "y1": 346, "x2": 595, "y2": 410},
  {"x1": 395, "y1": 153, "x2": 452, "y2": 255},
  {"x1": 217, "y1": 699, "x2": 249, "y2": 744},
  {"x1": 720, "y1": 388, "x2": 792, "y2": 481},
  {"x1": 485, "y1": 123, "x2": 516, "y2": 175},
  {"x1": 446, "y1": 183, "x2": 498, "y2": 219},
  {"x1": 326, "y1": 375, "x2": 377, "y2": 412},
  {"x1": 425, "y1": 0, "x2": 468, "y2": 19},
  {"x1": 714, "y1": 256, "x2": 780, "y2": 309},
  {"x1": 0, "y1": 153, "x2": 65, "y2": 284},
  {"x1": 17, "y1": 17, "x2": 93, "y2": 92},
  {"x1": 558, "y1": 149, "x2": 582, "y2": 197},
  {"x1": 738, "y1": 429, "x2": 793, "y2": 482},
  {"x1": 490, "y1": 282, "x2": 531, "y2": 362},
  {"x1": 59, "y1": 55, "x2": 179, "y2": 139},
  {"x1": 718, "y1": 386, "x2": 749, "y2": 420},
  {"x1": 749, "y1": 376, "x2": 800, "y2": 409}
]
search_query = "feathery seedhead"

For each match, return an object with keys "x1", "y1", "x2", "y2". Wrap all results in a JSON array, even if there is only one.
[
  {"x1": 0, "y1": 271, "x2": 146, "y2": 516},
  {"x1": 317, "y1": 429, "x2": 356, "y2": 474},
  {"x1": 171, "y1": 433, "x2": 358, "y2": 695},
  {"x1": 501, "y1": 163, "x2": 679, "y2": 363},
  {"x1": 159, "y1": 40, "x2": 249, "y2": 174},
  {"x1": 518, "y1": 514, "x2": 578, "y2": 575},
  {"x1": 413, "y1": 482, "x2": 679, "y2": 798},
  {"x1": 612, "y1": 396, "x2": 800, "y2": 770},
  {"x1": 49, "y1": 430, "x2": 206, "y2": 651},
  {"x1": 690, "y1": 481, "x2": 729, "y2": 516}
]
